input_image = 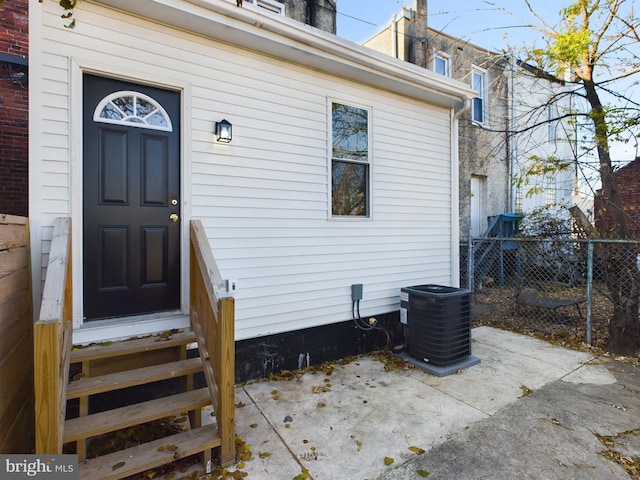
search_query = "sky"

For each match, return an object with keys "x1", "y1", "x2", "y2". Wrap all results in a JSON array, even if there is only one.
[
  {"x1": 336, "y1": 0, "x2": 561, "y2": 50},
  {"x1": 335, "y1": 0, "x2": 638, "y2": 163}
]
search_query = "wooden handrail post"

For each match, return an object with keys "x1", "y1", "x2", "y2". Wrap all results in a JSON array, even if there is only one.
[
  {"x1": 217, "y1": 297, "x2": 235, "y2": 465},
  {"x1": 190, "y1": 220, "x2": 236, "y2": 466},
  {"x1": 34, "y1": 217, "x2": 72, "y2": 454}
]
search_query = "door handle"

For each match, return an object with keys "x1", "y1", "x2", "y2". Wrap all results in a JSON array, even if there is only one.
[{"x1": 170, "y1": 213, "x2": 179, "y2": 222}]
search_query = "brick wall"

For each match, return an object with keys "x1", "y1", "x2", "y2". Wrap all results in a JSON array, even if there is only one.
[
  {"x1": 0, "y1": 0, "x2": 29, "y2": 217},
  {"x1": 595, "y1": 158, "x2": 640, "y2": 238}
]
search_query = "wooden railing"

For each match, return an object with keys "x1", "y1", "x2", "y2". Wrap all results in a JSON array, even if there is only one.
[
  {"x1": 34, "y1": 217, "x2": 73, "y2": 454},
  {"x1": 190, "y1": 220, "x2": 235, "y2": 465},
  {"x1": 0, "y1": 214, "x2": 33, "y2": 453}
]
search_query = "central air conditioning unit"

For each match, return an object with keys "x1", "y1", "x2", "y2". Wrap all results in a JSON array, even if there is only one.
[{"x1": 399, "y1": 284, "x2": 480, "y2": 376}]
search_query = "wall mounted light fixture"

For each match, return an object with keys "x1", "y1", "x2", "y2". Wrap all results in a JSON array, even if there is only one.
[
  {"x1": 0, "y1": 53, "x2": 28, "y2": 88},
  {"x1": 215, "y1": 119, "x2": 232, "y2": 143}
]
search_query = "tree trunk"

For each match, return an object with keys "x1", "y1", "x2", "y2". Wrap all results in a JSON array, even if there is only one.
[
  {"x1": 602, "y1": 242, "x2": 640, "y2": 356},
  {"x1": 584, "y1": 79, "x2": 640, "y2": 355}
]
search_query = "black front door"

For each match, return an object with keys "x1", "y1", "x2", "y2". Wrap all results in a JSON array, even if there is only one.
[{"x1": 83, "y1": 74, "x2": 181, "y2": 320}]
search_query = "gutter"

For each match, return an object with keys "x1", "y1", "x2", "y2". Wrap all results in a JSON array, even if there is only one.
[{"x1": 91, "y1": 0, "x2": 475, "y2": 109}]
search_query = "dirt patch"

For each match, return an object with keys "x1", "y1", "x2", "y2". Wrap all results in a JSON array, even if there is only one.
[{"x1": 472, "y1": 284, "x2": 617, "y2": 356}]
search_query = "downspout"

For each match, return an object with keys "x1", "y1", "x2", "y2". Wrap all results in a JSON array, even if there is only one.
[
  {"x1": 451, "y1": 98, "x2": 471, "y2": 288},
  {"x1": 508, "y1": 53, "x2": 516, "y2": 212},
  {"x1": 391, "y1": 14, "x2": 398, "y2": 59}
]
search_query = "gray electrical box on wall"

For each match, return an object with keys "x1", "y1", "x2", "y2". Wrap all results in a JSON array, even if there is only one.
[{"x1": 351, "y1": 284, "x2": 363, "y2": 301}]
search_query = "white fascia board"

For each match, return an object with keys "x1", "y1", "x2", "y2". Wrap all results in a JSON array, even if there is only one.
[{"x1": 90, "y1": 0, "x2": 475, "y2": 108}]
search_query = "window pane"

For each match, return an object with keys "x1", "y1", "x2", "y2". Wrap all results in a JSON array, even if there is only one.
[
  {"x1": 136, "y1": 97, "x2": 155, "y2": 117},
  {"x1": 473, "y1": 97, "x2": 484, "y2": 122},
  {"x1": 146, "y1": 112, "x2": 169, "y2": 127},
  {"x1": 435, "y1": 56, "x2": 447, "y2": 75},
  {"x1": 332, "y1": 160, "x2": 368, "y2": 216},
  {"x1": 472, "y1": 72, "x2": 483, "y2": 93},
  {"x1": 332, "y1": 103, "x2": 368, "y2": 162},
  {"x1": 112, "y1": 96, "x2": 135, "y2": 117},
  {"x1": 100, "y1": 102, "x2": 124, "y2": 121}
]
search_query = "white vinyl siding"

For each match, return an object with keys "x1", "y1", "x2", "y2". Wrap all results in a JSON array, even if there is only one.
[{"x1": 34, "y1": 1, "x2": 456, "y2": 340}]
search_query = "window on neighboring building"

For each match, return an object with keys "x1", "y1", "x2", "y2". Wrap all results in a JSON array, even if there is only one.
[
  {"x1": 548, "y1": 103, "x2": 559, "y2": 142},
  {"x1": 471, "y1": 67, "x2": 486, "y2": 124},
  {"x1": 245, "y1": 0, "x2": 285, "y2": 14},
  {"x1": 545, "y1": 177, "x2": 557, "y2": 207},
  {"x1": 434, "y1": 52, "x2": 450, "y2": 76},
  {"x1": 515, "y1": 188, "x2": 523, "y2": 213},
  {"x1": 331, "y1": 101, "x2": 370, "y2": 217}
]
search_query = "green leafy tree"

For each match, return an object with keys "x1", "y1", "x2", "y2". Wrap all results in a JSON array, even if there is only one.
[{"x1": 519, "y1": 0, "x2": 640, "y2": 355}]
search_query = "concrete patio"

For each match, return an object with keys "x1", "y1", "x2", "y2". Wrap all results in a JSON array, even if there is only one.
[{"x1": 202, "y1": 326, "x2": 633, "y2": 480}]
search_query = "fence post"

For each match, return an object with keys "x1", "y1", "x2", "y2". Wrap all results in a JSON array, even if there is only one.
[
  {"x1": 586, "y1": 240, "x2": 593, "y2": 345},
  {"x1": 467, "y1": 241, "x2": 474, "y2": 291}
]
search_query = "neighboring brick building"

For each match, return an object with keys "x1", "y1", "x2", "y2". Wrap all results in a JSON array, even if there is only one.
[
  {"x1": 595, "y1": 158, "x2": 640, "y2": 238},
  {"x1": 363, "y1": 0, "x2": 576, "y2": 242},
  {"x1": 364, "y1": 1, "x2": 510, "y2": 241},
  {"x1": 0, "y1": 0, "x2": 29, "y2": 217}
]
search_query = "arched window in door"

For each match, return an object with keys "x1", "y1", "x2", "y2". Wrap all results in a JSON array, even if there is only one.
[{"x1": 93, "y1": 90, "x2": 173, "y2": 131}]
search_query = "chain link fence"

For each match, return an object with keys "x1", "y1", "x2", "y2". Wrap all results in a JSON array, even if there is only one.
[{"x1": 462, "y1": 237, "x2": 640, "y2": 351}]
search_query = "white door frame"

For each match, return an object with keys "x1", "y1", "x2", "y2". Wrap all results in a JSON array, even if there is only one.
[{"x1": 69, "y1": 58, "x2": 192, "y2": 343}]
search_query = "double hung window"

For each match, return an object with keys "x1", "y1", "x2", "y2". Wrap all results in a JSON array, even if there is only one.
[
  {"x1": 331, "y1": 102, "x2": 370, "y2": 217},
  {"x1": 471, "y1": 67, "x2": 486, "y2": 124}
]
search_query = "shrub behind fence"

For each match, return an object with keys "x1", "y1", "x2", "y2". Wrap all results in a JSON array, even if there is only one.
[{"x1": 464, "y1": 237, "x2": 640, "y2": 351}]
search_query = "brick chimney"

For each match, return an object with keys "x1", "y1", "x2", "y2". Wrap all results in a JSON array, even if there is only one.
[{"x1": 410, "y1": 0, "x2": 429, "y2": 68}]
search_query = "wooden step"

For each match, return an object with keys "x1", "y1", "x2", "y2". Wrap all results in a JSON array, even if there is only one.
[
  {"x1": 64, "y1": 387, "x2": 211, "y2": 443},
  {"x1": 77, "y1": 423, "x2": 221, "y2": 480},
  {"x1": 67, "y1": 357, "x2": 203, "y2": 400},
  {"x1": 71, "y1": 330, "x2": 196, "y2": 364}
]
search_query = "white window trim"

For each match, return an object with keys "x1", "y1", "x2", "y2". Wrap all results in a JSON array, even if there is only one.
[
  {"x1": 327, "y1": 98, "x2": 373, "y2": 221},
  {"x1": 245, "y1": 0, "x2": 285, "y2": 15},
  {"x1": 433, "y1": 50, "x2": 451, "y2": 77},
  {"x1": 471, "y1": 65, "x2": 487, "y2": 125}
]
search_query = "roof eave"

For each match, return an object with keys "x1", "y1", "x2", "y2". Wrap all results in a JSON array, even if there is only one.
[{"x1": 90, "y1": 0, "x2": 475, "y2": 109}]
